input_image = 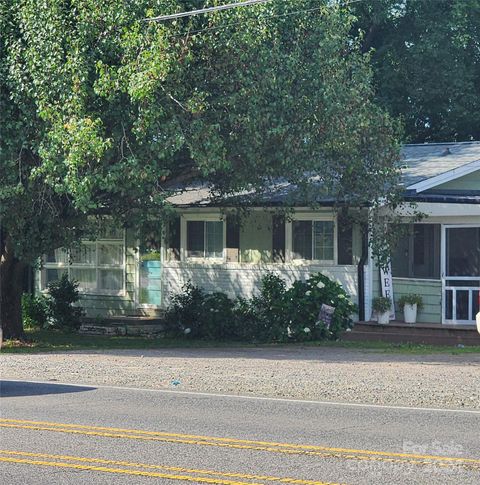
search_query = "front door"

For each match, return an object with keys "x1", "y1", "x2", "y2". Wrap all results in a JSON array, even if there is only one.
[
  {"x1": 443, "y1": 226, "x2": 480, "y2": 324},
  {"x1": 138, "y1": 237, "x2": 162, "y2": 308}
]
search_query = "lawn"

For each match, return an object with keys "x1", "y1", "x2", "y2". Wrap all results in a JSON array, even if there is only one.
[{"x1": 2, "y1": 328, "x2": 480, "y2": 355}]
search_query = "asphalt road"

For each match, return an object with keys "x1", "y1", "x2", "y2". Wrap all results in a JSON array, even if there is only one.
[{"x1": 0, "y1": 380, "x2": 479, "y2": 484}]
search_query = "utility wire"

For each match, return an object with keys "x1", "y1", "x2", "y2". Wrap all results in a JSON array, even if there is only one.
[
  {"x1": 144, "y1": 0, "x2": 273, "y2": 22},
  {"x1": 155, "y1": 0, "x2": 365, "y2": 41}
]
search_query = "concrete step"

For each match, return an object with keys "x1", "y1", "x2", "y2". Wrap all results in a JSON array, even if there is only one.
[
  {"x1": 80, "y1": 316, "x2": 165, "y2": 337},
  {"x1": 353, "y1": 322, "x2": 477, "y2": 338}
]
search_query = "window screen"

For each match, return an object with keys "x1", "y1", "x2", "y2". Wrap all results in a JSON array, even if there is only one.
[
  {"x1": 43, "y1": 232, "x2": 125, "y2": 293},
  {"x1": 391, "y1": 224, "x2": 440, "y2": 279},
  {"x1": 187, "y1": 220, "x2": 224, "y2": 259},
  {"x1": 292, "y1": 220, "x2": 334, "y2": 261}
]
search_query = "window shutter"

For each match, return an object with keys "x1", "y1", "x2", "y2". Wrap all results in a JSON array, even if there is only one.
[
  {"x1": 226, "y1": 216, "x2": 240, "y2": 262},
  {"x1": 337, "y1": 215, "x2": 353, "y2": 265},
  {"x1": 272, "y1": 215, "x2": 286, "y2": 263},
  {"x1": 167, "y1": 216, "x2": 181, "y2": 261}
]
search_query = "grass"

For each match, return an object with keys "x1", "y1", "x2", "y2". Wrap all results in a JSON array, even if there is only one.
[{"x1": 1, "y1": 328, "x2": 480, "y2": 355}]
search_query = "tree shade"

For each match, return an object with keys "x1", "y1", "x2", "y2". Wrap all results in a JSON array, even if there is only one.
[{"x1": 1, "y1": 0, "x2": 401, "y2": 338}]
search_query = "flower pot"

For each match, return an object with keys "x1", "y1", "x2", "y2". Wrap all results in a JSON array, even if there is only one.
[
  {"x1": 377, "y1": 311, "x2": 390, "y2": 325},
  {"x1": 476, "y1": 312, "x2": 480, "y2": 335},
  {"x1": 403, "y1": 303, "x2": 418, "y2": 324}
]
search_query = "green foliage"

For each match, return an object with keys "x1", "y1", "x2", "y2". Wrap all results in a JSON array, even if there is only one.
[
  {"x1": 46, "y1": 274, "x2": 84, "y2": 330},
  {"x1": 1, "y1": 0, "x2": 401, "y2": 265},
  {"x1": 21, "y1": 275, "x2": 84, "y2": 331},
  {"x1": 1, "y1": 0, "x2": 404, "y2": 336},
  {"x1": 398, "y1": 294, "x2": 424, "y2": 310},
  {"x1": 164, "y1": 273, "x2": 356, "y2": 343},
  {"x1": 372, "y1": 296, "x2": 392, "y2": 313},
  {"x1": 21, "y1": 294, "x2": 50, "y2": 329},
  {"x1": 352, "y1": 0, "x2": 480, "y2": 142}
]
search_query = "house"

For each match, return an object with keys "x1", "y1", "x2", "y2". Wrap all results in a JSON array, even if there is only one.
[{"x1": 37, "y1": 141, "x2": 480, "y2": 326}]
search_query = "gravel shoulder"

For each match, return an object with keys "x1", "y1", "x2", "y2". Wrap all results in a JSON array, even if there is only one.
[{"x1": 1, "y1": 346, "x2": 479, "y2": 410}]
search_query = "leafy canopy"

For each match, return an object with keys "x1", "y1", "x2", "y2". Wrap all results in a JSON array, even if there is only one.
[
  {"x1": 352, "y1": 0, "x2": 480, "y2": 142},
  {"x1": 1, "y1": 0, "x2": 401, "y2": 263}
]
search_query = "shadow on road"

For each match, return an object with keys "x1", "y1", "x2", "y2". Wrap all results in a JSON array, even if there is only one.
[{"x1": 0, "y1": 380, "x2": 96, "y2": 398}]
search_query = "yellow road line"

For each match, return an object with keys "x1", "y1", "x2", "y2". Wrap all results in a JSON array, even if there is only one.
[
  {"x1": 1, "y1": 423, "x2": 477, "y2": 471},
  {"x1": 1, "y1": 418, "x2": 478, "y2": 467},
  {"x1": 0, "y1": 450, "x2": 339, "y2": 485},
  {"x1": 0, "y1": 456, "x2": 264, "y2": 485}
]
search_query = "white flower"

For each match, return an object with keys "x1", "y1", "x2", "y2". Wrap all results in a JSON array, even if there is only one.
[
  {"x1": 338, "y1": 294, "x2": 346, "y2": 299},
  {"x1": 305, "y1": 290, "x2": 312, "y2": 296},
  {"x1": 316, "y1": 281, "x2": 325, "y2": 289},
  {"x1": 210, "y1": 308, "x2": 215, "y2": 312},
  {"x1": 303, "y1": 327, "x2": 311, "y2": 333},
  {"x1": 184, "y1": 328, "x2": 191, "y2": 335}
]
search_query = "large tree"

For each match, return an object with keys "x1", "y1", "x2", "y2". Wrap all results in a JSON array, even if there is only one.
[
  {"x1": 353, "y1": 0, "x2": 480, "y2": 142},
  {"x1": 1, "y1": 0, "x2": 401, "y2": 339}
]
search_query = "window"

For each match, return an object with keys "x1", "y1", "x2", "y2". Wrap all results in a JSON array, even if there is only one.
[
  {"x1": 391, "y1": 224, "x2": 440, "y2": 279},
  {"x1": 292, "y1": 220, "x2": 335, "y2": 261},
  {"x1": 186, "y1": 220, "x2": 224, "y2": 259},
  {"x1": 42, "y1": 230, "x2": 125, "y2": 294}
]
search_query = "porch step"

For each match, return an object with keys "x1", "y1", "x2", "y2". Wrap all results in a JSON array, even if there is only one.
[
  {"x1": 342, "y1": 322, "x2": 480, "y2": 346},
  {"x1": 80, "y1": 316, "x2": 165, "y2": 337}
]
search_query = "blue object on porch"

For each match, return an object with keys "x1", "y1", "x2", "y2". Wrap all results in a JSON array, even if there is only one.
[{"x1": 140, "y1": 260, "x2": 162, "y2": 306}]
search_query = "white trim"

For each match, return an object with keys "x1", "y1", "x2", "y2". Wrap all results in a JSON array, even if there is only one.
[
  {"x1": 441, "y1": 224, "x2": 480, "y2": 325},
  {"x1": 407, "y1": 159, "x2": 480, "y2": 193},
  {"x1": 41, "y1": 232, "x2": 127, "y2": 297}
]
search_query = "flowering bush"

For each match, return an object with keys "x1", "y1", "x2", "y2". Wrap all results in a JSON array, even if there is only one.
[{"x1": 164, "y1": 273, "x2": 357, "y2": 342}]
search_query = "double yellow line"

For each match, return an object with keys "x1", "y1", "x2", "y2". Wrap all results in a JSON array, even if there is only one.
[
  {"x1": 0, "y1": 449, "x2": 339, "y2": 485},
  {"x1": 1, "y1": 418, "x2": 479, "y2": 471}
]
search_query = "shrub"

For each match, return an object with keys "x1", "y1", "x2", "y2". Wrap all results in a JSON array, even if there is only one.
[
  {"x1": 164, "y1": 273, "x2": 357, "y2": 343},
  {"x1": 22, "y1": 294, "x2": 49, "y2": 329},
  {"x1": 22, "y1": 274, "x2": 84, "y2": 331},
  {"x1": 283, "y1": 273, "x2": 357, "y2": 341},
  {"x1": 46, "y1": 274, "x2": 84, "y2": 330}
]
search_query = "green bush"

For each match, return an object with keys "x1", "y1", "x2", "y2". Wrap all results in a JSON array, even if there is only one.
[
  {"x1": 164, "y1": 273, "x2": 357, "y2": 343},
  {"x1": 21, "y1": 294, "x2": 49, "y2": 329},
  {"x1": 22, "y1": 274, "x2": 84, "y2": 331},
  {"x1": 47, "y1": 274, "x2": 84, "y2": 330}
]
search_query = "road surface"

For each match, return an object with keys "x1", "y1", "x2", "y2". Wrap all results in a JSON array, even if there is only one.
[{"x1": 1, "y1": 380, "x2": 479, "y2": 484}]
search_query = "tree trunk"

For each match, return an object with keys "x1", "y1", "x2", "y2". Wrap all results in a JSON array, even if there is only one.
[{"x1": 0, "y1": 233, "x2": 26, "y2": 340}]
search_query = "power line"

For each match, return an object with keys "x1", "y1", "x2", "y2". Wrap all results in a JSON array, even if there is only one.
[
  {"x1": 144, "y1": 0, "x2": 273, "y2": 22},
  {"x1": 158, "y1": 0, "x2": 365, "y2": 41}
]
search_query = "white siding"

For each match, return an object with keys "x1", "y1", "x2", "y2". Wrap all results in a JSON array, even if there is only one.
[{"x1": 161, "y1": 262, "x2": 359, "y2": 313}]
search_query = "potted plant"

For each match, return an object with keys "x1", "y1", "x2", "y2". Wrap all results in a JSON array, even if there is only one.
[
  {"x1": 398, "y1": 294, "x2": 423, "y2": 324},
  {"x1": 372, "y1": 297, "x2": 391, "y2": 324}
]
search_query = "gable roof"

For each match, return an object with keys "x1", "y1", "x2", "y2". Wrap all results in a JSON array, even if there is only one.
[{"x1": 401, "y1": 141, "x2": 480, "y2": 191}]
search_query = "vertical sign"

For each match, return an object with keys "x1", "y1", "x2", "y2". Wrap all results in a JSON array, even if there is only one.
[{"x1": 380, "y1": 263, "x2": 395, "y2": 320}]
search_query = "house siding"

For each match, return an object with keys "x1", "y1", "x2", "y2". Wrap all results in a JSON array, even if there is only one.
[
  {"x1": 160, "y1": 262, "x2": 359, "y2": 309},
  {"x1": 392, "y1": 278, "x2": 442, "y2": 324},
  {"x1": 371, "y1": 268, "x2": 442, "y2": 323},
  {"x1": 239, "y1": 212, "x2": 273, "y2": 263},
  {"x1": 430, "y1": 169, "x2": 480, "y2": 191}
]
